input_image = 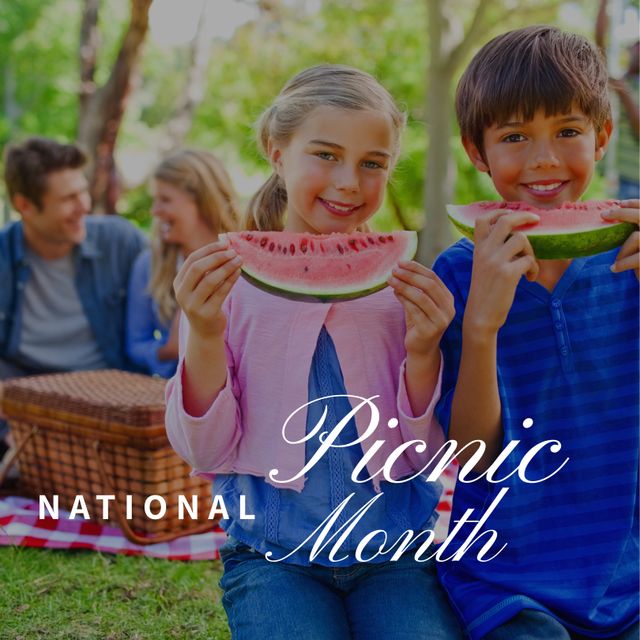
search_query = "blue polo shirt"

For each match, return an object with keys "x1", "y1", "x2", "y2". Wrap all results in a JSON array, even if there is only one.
[
  {"x1": 214, "y1": 326, "x2": 442, "y2": 567},
  {"x1": 433, "y1": 239, "x2": 639, "y2": 639}
]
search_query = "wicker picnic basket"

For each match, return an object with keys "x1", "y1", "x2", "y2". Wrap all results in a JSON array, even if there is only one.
[{"x1": 0, "y1": 370, "x2": 214, "y2": 544}]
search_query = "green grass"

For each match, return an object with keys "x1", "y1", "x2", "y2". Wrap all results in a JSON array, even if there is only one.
[{"x1": 0, "y1": 546, "x2": 231, "y2": 640}]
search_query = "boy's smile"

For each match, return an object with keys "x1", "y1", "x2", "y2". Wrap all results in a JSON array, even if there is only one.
[
  {"x1": 464, "y1": 108, "x2": 611, "y2": 208},
  {"x1": 270, "y1": 105, "x2": 394, "y2": 235}
]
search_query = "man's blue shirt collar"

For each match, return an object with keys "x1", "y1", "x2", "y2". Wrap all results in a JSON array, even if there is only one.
[{"x1": 10, "y1": 218, "x2": 101, "y2": 262}]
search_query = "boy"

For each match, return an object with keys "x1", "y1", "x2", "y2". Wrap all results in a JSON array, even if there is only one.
[{"x1": 433, "y1": 26, "x2": 639, "y2": 639}]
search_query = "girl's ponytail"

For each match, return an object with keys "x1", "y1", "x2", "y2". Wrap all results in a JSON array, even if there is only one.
[{"x1": 245, "y1": 172, "x2": 287, "y2": 231}]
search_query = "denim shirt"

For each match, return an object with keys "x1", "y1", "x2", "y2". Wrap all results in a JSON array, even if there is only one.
[
  {"x1": 126, "y1": 250, "x2": 177, "y2": 378},
  {"x1": 0, "y1": 216, "x2": 146, "y2": 372},
  {"x1": 215, "y1": 326, "x2": 441, "y2": 567}
]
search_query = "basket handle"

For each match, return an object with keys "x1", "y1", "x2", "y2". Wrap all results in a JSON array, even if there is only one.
[
  {"x1": 0, "y1": 426, "x2": 38, "y2": 490},
  {"x1": 91, "y1": 441, "x2": 214, "y2": 546}
]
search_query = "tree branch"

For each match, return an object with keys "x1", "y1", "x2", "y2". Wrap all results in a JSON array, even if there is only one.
[
  {"x1": 164, "y1": 4, "x2": 211, "y2": 152},
  {"x1": 445, "y1": 0, "x2": 560, "y2": 75},
  {"x1": 446, "y1": 0, "x2": 492, "y2": 73},
  {"x1": 79, "y1": 0, "x2": 100, "y2": 111}
]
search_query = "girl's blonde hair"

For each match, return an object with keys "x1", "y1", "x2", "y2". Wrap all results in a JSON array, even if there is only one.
[
  {"x1": 150, "y1": 149, "x2": 240, "y2": 324},
  {"x1": 246, "y1": 64, "x2": 406, "y2": 231}
]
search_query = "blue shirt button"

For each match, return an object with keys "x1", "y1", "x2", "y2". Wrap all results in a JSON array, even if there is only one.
[
  {"x1": 551, "y1": 299, "x2": 561, "y2": 308},
  {"x1": 555, "y1": 322, "x2": 563, "y2": 330},
  {"x1": 560, "y1": 347, "x2": 569, "y2": 356}
]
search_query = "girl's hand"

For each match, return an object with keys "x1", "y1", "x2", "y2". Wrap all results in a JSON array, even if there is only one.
[
  {"x1": 602, "y1": 200, "x2": 640, "y2": 279},
  {"x1": 388, "y1": 261, "x2": 455, "y2": 356},
  {"x1": 465, "y1": 210, "x2": 540, "y2": 334},
  {"x1": 173, "y1": 239, "x2": 242, "y2": 340}
]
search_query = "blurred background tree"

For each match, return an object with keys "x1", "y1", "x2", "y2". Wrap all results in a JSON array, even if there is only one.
[
  {"x1": 77, "y1": 0, "x2": 153, "y2": 214},
  {"x1": 1, "y1": 0, "x2": 635, "y2": 260}
]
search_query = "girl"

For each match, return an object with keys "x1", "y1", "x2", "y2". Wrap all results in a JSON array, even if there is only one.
[
  {"x1": 166, "y1": 65, "x2": 462, "y2": 639},
  {"x1": 126, "y1": 149, "x2": 239, "y2": 377}
]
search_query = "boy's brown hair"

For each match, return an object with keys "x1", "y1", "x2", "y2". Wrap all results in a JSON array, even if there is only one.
[
  {"x1": 4, "y1": 137, "x2": 87, "y2": 210},
  {"x1": 456, "y1": 25, "x2": 611, "y2": 156}
]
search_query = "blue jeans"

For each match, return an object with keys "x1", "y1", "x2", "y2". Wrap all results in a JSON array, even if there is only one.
[
  {"x1": 218, "y1": 537, "x2": 464, "y2": 640},
  {"x1": 484, "y1": 609, "x2": 639, "y2": 640}
]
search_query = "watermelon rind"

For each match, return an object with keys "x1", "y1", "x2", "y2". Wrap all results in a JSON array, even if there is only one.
[
  {"x1": 228, "y1": 231, "x2": 418, "y2": 303},
  {"x1": 240, "y1": 270, "x2": 393, "y2": 302},
  {"x1": 446, "y1": 203, "x2": 636, "y2": 260}
]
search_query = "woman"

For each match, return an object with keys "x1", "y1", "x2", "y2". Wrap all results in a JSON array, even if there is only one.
[{"x1": 127, "y1": 149, "x2": 240, "y2": 377}]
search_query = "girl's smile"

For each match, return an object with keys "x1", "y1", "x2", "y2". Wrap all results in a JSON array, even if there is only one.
[
  {"x1": 318, "y1": 198, "x2": 364, "y2": 216},
  {"x1": 270, "y1": 105, "x2": 395, "y2": 234}
]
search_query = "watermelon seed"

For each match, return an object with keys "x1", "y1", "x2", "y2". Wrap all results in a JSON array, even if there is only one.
[
  {"x1": 269, "y1": 242, "x2": 275, "y2": 251},
  {"x1": 379, "y1": 236, "x2": 386, "y2": 244},
  {"x1": 337, "y1": 244, "x2": 344, "y2": 254},
  {"x1": 290, "y1": 243, "x2": 295, "y2": 255},
  {"x1": 283, "y1": 246, "x2": 287, "y2": 254},
  {"x1": 304, "y1": 266, "x2": 309, "y2": 272},
  {"x1": 368, "y1": 237, "x2": 375, "y2": 245},
  {"x1": 260, "y1": 238, "x2": 268, "y2": 247},
  {"x1": 348, "y1": 239, "x2": 359, "y2": 251}
]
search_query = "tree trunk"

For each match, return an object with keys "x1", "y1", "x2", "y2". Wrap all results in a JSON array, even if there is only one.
[
  {"x1": 79, "y1": 0, "x2": 100, "y2": 114},
  {"x1": 418, "y1": 0, "x2": 457, "y2": 266},
  {"x1": 77, "y1": 0, "x2": 153, "y2": 213},
  {"x1": 163, "y1": 5, "x2": 211, "y2": 153},
  {"x1": 3, "y1": 65, "x2": 20, "y2": 225}
]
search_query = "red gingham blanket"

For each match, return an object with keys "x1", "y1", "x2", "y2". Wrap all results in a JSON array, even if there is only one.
[
  {"x1": 0, "y1": 496, "x2": 227, "y2": 560},
  {"x1": 0, "y1": 465, "x2": 455, "y2": 561}
]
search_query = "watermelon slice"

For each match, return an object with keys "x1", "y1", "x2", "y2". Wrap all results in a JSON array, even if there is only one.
[
  {"x1": 447, "y1": 200, "x2": 636, "y2": 259},
  {"x1": 225, "y1": 230, "x2": 417, "y2": 302}
]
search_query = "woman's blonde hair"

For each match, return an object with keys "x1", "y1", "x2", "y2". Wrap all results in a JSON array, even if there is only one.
[
  {"x1": 149, "y1": 149, "x2": 240, "y2": 324},
  {"x1": 246, "y1": 64, "x2": 407, "y2": 231}
]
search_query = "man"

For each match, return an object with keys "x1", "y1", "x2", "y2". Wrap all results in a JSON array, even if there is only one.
[{"x1": 0, "y1": 137, "x2": 146, "y2": 454}]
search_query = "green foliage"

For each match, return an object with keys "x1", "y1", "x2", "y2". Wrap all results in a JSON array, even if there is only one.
[
  {"x1": 185, "y1": 0, "x2": 428, "y2": 227},
  {"x1": 120, "y1": 184, "x2": 153, "y2": 231},
  {"x1": 0, "y1": 1, "x2": 79, "y2": 145},
  {"x1": 0, "y1": 0, "x2": 133, "y2": 149},
  {"x1": 0, "y1": 0, "x2": 612, "y2": 225}
]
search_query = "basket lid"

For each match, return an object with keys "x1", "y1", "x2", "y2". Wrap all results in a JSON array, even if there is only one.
[{"x1": 2, "y1": 370, "x2": 166, "y2": 427}]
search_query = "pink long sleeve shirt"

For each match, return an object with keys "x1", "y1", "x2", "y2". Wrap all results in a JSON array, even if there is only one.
[{"x1": 165, "y1": 277, "x2": 445, "y2": 493}]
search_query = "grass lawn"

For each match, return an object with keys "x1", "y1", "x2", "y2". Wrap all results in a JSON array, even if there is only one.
[{"x1": 0, "y1": 546, "x2": 230, "y2": 640}]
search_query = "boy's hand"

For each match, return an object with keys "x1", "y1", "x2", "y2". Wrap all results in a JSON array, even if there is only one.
[
  {"x1": 466, "y1": 210, "x2": 540, "y2": 334},
  {"x1": 173, "y1": 239, "x2": 242, "y2": 339},
  {"x1": 388, "y1": 261, "x2": 455, "y2": 356},
  {"x1": 602, "y1": 200, "x2": 640, "y2": 279}
]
